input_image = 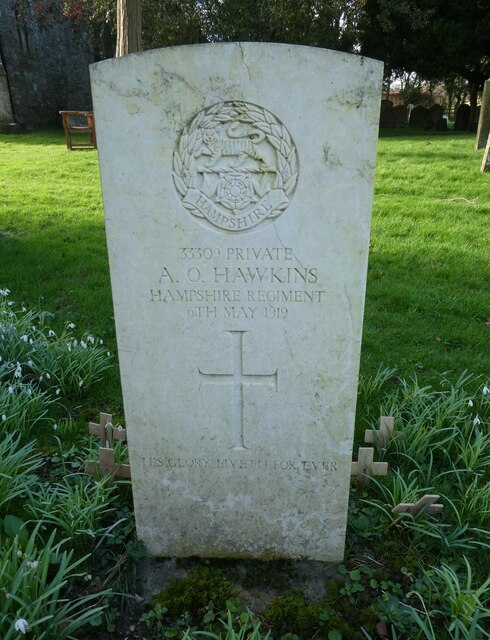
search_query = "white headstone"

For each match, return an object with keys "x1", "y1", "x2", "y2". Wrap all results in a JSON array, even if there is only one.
[{"x1": 91, "y1": 43, "x2": 382, "y2": 561}]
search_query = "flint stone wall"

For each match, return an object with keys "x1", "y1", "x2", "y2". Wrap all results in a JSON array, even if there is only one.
[{"x1": 0, "y1": 2, "x2": 94, "y2": 126}]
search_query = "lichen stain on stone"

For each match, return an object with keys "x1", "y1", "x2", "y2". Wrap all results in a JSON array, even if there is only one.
[
  {"x1": 126, "y1": 102, "x2": 139, "y2": 115},
  {"x1": 323, "y1": 144, "x2": 341, "y2": 167}
]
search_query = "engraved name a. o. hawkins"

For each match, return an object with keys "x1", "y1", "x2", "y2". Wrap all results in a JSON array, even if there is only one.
[{"x1": 173, "y1": 101, "x2": 299, "y2": 232}]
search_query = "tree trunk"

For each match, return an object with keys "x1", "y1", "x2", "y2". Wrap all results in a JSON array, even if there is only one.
[{"x1": 116, "y1": 0, "x2": 142, "y2": 57}]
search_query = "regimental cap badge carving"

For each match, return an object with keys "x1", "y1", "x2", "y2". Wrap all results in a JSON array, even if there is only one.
[{"x1": 173, "y1": 101, "x2": 299, "y2": 233}]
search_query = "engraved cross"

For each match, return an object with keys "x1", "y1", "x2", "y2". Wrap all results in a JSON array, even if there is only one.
[{"x1": 198, "y1": 331, "x2": 278, "y2": 450}]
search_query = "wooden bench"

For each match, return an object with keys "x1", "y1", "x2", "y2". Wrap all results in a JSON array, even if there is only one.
[{"x1": 60, "y1": 110, "x2": 97, "y2": 150}]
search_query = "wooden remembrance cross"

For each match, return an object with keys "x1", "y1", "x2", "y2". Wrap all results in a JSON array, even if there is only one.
[{"x1": 198, "y1": 331, "x2": 278, "y2": 450}]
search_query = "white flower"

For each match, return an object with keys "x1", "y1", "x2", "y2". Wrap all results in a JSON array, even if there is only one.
[
  {"x1": 67, "y1": 322, "x2": 76, "y2": 329},
  {"x1": 67, "y1": 343, "x2": 72, "y2": 352},
  {"x1": 45, "y1": 372, "x2": 50, "y2": 380},
  {"x1": 26, "y1": 388, "x2": 32, "y2": 396},
  {"x1": 84, "y1": 574, "x2": 92, "y2": 582},
  {"x1": 21, "y1": 307, "x2": 26, "y2": 312},
  {"x1": 78, "y1": 379, "x2": 84, "y2": 387},
  {"x1": 14, "y1": 363, "x2": 22, "y2": 378},
  {"x1": 0, "y1": 288, "x2": 10, "y2": 296},
  {"x1": 8, "y1": 386, "x2": 13, "y2": 394},
  {"x1": 27, "y1": 560, "x2": 39, "y2": 570},
  {"x1": 7, "y1": 301, "x2": 14, "y2": 307},
  {"x1": 473, "y1": 415, "x2": 481, "y2": 426},
  {"x1": 14, "y1": 618, "x2": 29, "y2": 634},
  {"x1": 55, "y1": 388, "x2": 60, "y2": 396},
  {"x1": 87, "y1": 335, "x2": 95, "y2": 344},
  {"x1": 99, "y1": 339, "x2": 104, "y2": 345},
  {"x1": 81, "y1": 340, "x2": 87, "y2": 349},
  {"x1": 48, "y1": 329, "x2": 55, "y2": 337},
  {"x1": 468, "y1": 399, "x2": 474, "y2": 407},
  {"x1": 17, "y1": 550, "x2": 23, "y2": 558},
  {"x1": 53, "y1": 423, "x2": 58, "y2": 430},
  {"x1": 107, "y1": 351, "x2": 111, "y2": 357},
  {"x1": 20, "y1": 335, "x2": 28, "y2": 343},
  {"x1": 1, "y1": 415, "x2": 6, "y2": 421},
  {"x1": 27, "y1": 360, "x2": 33, "y2": 367},
  {"x1": 483, "y1": 386, "x2": 489, "y2": 395}
]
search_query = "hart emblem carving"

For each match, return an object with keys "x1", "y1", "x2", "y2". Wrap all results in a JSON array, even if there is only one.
[{"x1": 173, "y1": 101, "x2": 299, "y2": 232}]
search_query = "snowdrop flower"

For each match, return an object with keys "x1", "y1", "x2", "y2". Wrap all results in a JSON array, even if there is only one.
[
  {"x1": 45, "y1": 372, "x2": 50, "y2": 380},
  {"x1": 26, "y1": 388, "x2": 32, "y2": 396},
  {"x1": 14, "y1": 363, "x2": 22, "y2": 378},
  {"x1": 483, "y1": 386, "x2": 489, "y2": 395},
  {"x1": 0, "y1": 288, "x2": 10, "y2": 295},
  {"x1": 99, "y1": 339, "x2": 104, "y2": 345},
  {"x1": 27, "y1": 360, "x2": 33, "y2": 367},
  {"x1": 81, "y1": 340, "x2": 87, "y2": 349},
  {"x1": 14, "y1": 619, "x2": 29, "y2": 634},
  {"x1": 20, "y1": 334, "x2": 28, "y2": 342},
  {"x1": 67, "y1": 343, "x2": 72, "y2": 352},
  {"x1": 7, "y1": 301, "x2": 14, "y2": 306},
  {"x1": 48, "y1": 329, "x2": 55, "y2": 337},
  {"x1": 8, "y1": 386, "x2": 13, "y2": 394},
  {"x1": 17, "y1": 550, "x2": 23, "y2": 558},
  {"x1": 78, "y1": 379, "x2": 84, "y2": 387},
  {"x1": 2, "y1": 415, "x2": 6, "y2": 422},
  {"x1": 27, "y1": 560, "x2": 39, "y2": 570},
  {"x1": 84, "y1": 574, "x2": 93, "y2": 582},
  {"x1": 473, "y1": 415, "x2": 481, "y2": 426},
  {"x1": 53, "y1": 423, "x2": 58, "y2": 431},
  {"x1": 55, "y1": 388, "x2": 61, "y2": 396},
  {"x1": 87, "y1": 335, "x2": 95, "y2": 344},
  {"x1": 468, "y1": 399, "x2": 474, "y2": 407},
  {"x1": 21, "y1": 307, "x2": 26, "y2": 312},
  {"x1": 107, "y1": 351, "x2": 111, "y2": 357},
  {"x1": 67, "y1": 322, "x2": 76, "y2": 329}
]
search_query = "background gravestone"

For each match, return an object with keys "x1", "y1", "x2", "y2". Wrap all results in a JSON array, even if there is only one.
[
  {"x1": 379, "y1": 99, "x2": 394, "y2": 127},
  {"x1": 481, "y1": 134, "x2": 490, "y2": 172},
  {"x1": 409, "y1": 105, "x2": 428, "y2": 128},
  {"x1": 427, "y1": 104, "x2": 444, "y2": 129},
  {"x1": 454, "y1": 103, "x2": 470, "y2": 130},
  {"x1": 91, "y1": 43, "x2": 382, "y2": 562},
  {"x1": 392, "y1": 105, "x2": 408, "y2": 128},
  {"x1": 476, "y1": 79, "x2": 490, "y2": 149}
]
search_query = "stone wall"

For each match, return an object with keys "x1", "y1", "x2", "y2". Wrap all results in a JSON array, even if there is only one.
[{"x1": 0, "y1": 1, "x2": 94, "y2": 126}]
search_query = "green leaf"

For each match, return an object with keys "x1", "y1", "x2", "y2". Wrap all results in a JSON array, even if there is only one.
[
  {"x1": 3, "y1": 514, "x2": 28, "y2": 542},
  {"x1": 328, "y1": 631, "x2": 342, "y2": 640}
]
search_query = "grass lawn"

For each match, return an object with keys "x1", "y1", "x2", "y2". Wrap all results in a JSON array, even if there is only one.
[
  {"x1": 0, "y1": 128, "x2": 489, "y2": 639},
  {"x1": 1, "y1": 127, "x2": 488, "y2": 399}
]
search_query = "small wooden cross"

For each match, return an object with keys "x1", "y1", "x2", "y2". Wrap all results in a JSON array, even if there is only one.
[
  {"x1": 392, "y1": 494, "x2": 443, "y2": 516},
  {"x1": 85, "y1": 413, "x2": 130, "y2": 481},
  {"x1": 85, "y1": 448, "x2": 131, "y2": 480},
  {"x1": 351, "y1": 447, "x2": 388, "y2": 489},
  {"x1": 88, "y1": 412, "x2": 127, "y2": 448},
  {"x1": 364, "y1": 416, "x2": 395, "y2": 446}
]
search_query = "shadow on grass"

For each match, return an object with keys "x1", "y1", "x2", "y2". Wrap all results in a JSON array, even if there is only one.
[{"x1": 379, "y1": 127, "x2": 474, "y2": 139}]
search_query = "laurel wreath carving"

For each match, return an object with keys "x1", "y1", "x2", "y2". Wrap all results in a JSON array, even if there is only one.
[{"x1": 173, "y1": 101, "x2": 299, "y2": 219}]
